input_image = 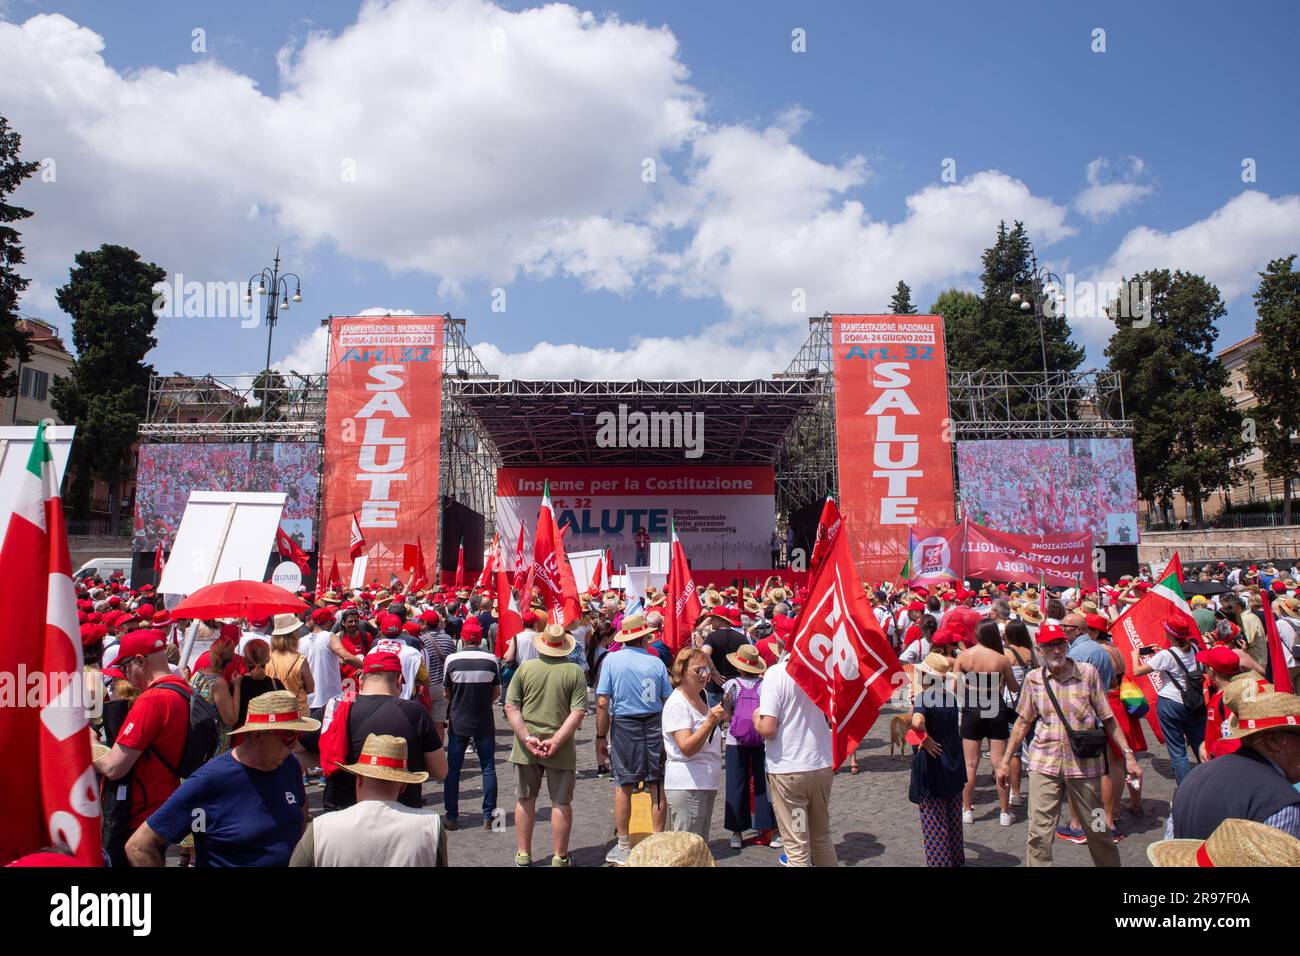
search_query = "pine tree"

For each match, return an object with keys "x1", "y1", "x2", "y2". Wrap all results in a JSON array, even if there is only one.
[
  {"x1": 1105, "y1": 269, "x2": 1249, "y2": 525},
  {"x1": 888, "y1": 280, "x2": 917, "y2": 314},
  {"x1": 930, "y1": 288, "x2": 983, "y2": 377},
  {"x1": 1244, "y1": 255, "x2": 1300, "y2": 524},
  {"x1": 0, "y1": 115, "x2": 40, "y2": 398},
  {"x1": 49, "y1": 244, "x2": 166, "y2": 530}
]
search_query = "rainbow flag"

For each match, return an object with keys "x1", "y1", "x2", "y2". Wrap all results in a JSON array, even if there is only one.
[{"x1": 1118, "y1": 677, "x2": 1149, "y2": 718}]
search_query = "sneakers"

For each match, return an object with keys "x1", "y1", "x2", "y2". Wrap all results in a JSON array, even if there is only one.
[
  {"x1": 999, "y1": 812, "x2": 1014, "y2": 827},
  {"x1": 769, "y1": 834, "x2": 784, "y2": 849},
  {"x1": 551, "y1": 854, "x2": 573, "y2": 867},
  {"x1": 514, "y1": 852, "x2": 531, "y2": 867},
  {"x1": 1055, "y1": 825, "x2": 1087, "y2": 845},
  {"x1": 596, "y1": 765, "x2": 609, "y2": 778},
  {"x1": 961, "y1": 809, "x2": 974, "y2": 824},
  {"x1": 605, "y1": 843, "x2": 631, "y2": 865},
  {"x1": 482, "y1": 818, "x2": 494, "y2": 830},
  {"x1": 729, "y1": 832, "x2": 744, "y2": 850},
  {"x1": 1109, "y1": 826, "x2": 1125, "y2": 844},
  {"x1": 444, "y1": 818, "x2": 460, "y2": 831},
  {"x1": 777, "y1": 853, "x2": 791, "y2": 867},
  {"x1": 1008, "y1": 793, "x2": 1023, "y2": 807}
]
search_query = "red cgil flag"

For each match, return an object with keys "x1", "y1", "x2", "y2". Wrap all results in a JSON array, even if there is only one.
[
  {"x1": 0, "y1": 424, "x2": 102, "y2": 865},
  {"x1": 475, "y1": 534, "x2": 498, "y2": 591},
  {"x1": 1262, "y1": 595, "x2": 1296, "y2": 694},
  {"x1": 588, "y1": 552, "x2": 603, "y2": 597},
  {"x1": 328, "y1": 556, "x2": 342, "y2": 592},
  {"x1": 454, "y1": 541, "x2": 465, "y2": 589},
  {"x1": 663, "y1": 521, "x2": 703, "y2": 654},
  {"x1": 511, "y1": 524, "x2": 527, "y2": 591},
  {"x1": 786, "y1": 497, "x2": 904, "y2": 768},
  {"x1": 349, "y1": 512, "x2": 367, "y2": 560},
  {"x1": 276, "y1": 525, "x2": 311, "y2": 577},
  {"x1": 533, "y1": 480, "x2": 581, "y2": 627},
  {"x1": 494, "y1": 544, "x2": 529, "y2": 659},
  {"x1": 808, "y1": 496, "x2": 842, "y2": 577}
]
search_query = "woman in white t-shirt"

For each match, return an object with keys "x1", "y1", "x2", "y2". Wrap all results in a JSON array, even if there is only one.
[
  {"x1": 661, "y1": 648, "x2": 725, "y2": 840},
  {"x1": 1130, "y1": 612, "x2": 1205, "y2": 786}
]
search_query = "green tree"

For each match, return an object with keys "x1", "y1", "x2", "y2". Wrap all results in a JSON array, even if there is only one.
[
  {"x1": 931, "y1": 288, "x2": 983, "y2": 374},
  {"x1": 1244, "y1": 255, "x2": 1300, "y2": 524},
  {"x1": 888, "y1": 280, "x2": 917, "y2": 315},
  {"x1": 1105, "y1": 269, "x2": 1249, "y2": 525},
  {"x1": 0, "y1": 115, "x2": 39, "y2": 397},
  {"x1": 230, "y1": 368, "x2": 290, "y2": 422},
  {"x1": 50, "y1": 244, "x2": 166, "y2": 530}
]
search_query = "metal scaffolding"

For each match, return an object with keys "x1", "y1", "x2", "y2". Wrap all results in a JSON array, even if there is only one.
[
  {"x1": 771, "y1": 314, "x2": 1134, "y2": 519},
  {"x1": 439, "y1": 317, "x2": 501, "y2": 529}
]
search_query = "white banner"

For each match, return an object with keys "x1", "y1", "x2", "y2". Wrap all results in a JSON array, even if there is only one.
[{"x1": 496, "y1": 465, "x2": 775, "y2": 572}]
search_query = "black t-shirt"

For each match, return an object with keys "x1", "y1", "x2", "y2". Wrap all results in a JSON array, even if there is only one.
[
  {"x1": 334, "y1": 694, "x2": 442, "y2": 809},
  {"x1": 705, "y1": 628, "x2": 750, "y2": 681},
  {"x1": 235, "y1": 675, "x2": 284, "y2": 729}
]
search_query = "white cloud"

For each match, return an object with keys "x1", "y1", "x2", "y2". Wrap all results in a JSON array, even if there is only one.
[
  {"x1": 1074, "y1": 156, "x2": 1153, "y2": 222},
  {"x1": 356, "y1": 307, "x2": 416, "y2": 316},
  {"x1": 273, "y1": 325, "x2": 328, "y2": 374}
]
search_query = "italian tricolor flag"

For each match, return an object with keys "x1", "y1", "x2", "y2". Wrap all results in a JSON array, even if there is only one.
[{"x1": 0, "y1": 424, "x2": 101, "y2": 865}]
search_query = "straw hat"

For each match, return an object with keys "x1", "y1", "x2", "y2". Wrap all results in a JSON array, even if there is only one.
[
  {"x1": 1021, "y1": 589, "x2": 1039, "y2": 603},
  {"x1": 1278, "y1": 596, "x2": 1300, "y2": 617},
  {"x1": 271, "y1": 613, "x2": 305, "y2": 637},
  {"x1": 1226, "y1": 691, "x2": 1300, "y2": 743},
  {"x1": 743, "y1": 597, "x2": 761, "y2": 615},
  {"x1": 318, "y1": 591, "x2": 342, "y2": 605},
  {"x1": 1147, "y1": 818, "x2": 1300, "y2": 867},
  {"x1": 726, "y1": 643, "x2": 767, "y2": 675},
  {"x1": 1222, "y1": 677, "x2": 1274, "y2": 714},
  {"x1": 767, "y1": 587, "x2": 788, "y2": 604},
  {"x1": 534, "y1": 623, "x2": 577, "y2": 658},
  {"x1": 918, "y1": 651, "x2": 952, "y2": 677},
  {"x1": 624, "y1": 831, "x2": 715, "y2": 868},
  {"x1": 616, "y1": 614, "x2": 655, "y2": 644},
  {"x1": 89, "y1": 729, "x2": 109, "y2": 764},
  {"x1": 232, "y1": 690, "x2": 321, "y2": 734},
  {"x1": 702, "y1": 589, "x2": 724, "y2": 608},
  {"x1": 1018, "y1": 604, "x2": 1044, "y2": 625},
  {"x1": 340, "y1": 734, "x2": 429, "y2": 785},
  {"x1": 646, "y1": 593, "x2": 666, "y2": 609}
]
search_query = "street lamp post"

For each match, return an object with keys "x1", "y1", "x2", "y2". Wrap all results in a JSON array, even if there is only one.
[
  {"x1": 1009, "y1": 256, "x2": 1062, "y2": 419},
  {"x1": 245, "y1": 249, "x2": 302, "y2": 419}
]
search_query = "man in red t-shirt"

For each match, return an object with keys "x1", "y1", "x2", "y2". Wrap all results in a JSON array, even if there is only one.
[{"x1": 95, "y1": 628, "x2": 191, "y2": 867}]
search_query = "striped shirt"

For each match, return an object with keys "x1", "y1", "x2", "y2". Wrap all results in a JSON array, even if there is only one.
[
  {"x1": 420, "y1": 631, "x2": 456, "y2": 685},
  {"x1": 444, "y1": 649, "x2": 500, "y2": 738},
  {"x1": 1016, "y1": 661, "x2": 1113, "y2": 779}
]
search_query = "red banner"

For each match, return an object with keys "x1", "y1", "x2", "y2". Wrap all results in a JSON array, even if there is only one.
[
  {"x1": 832, "y1": 315, "x2": 955, "y2": 584},
  {"x1": 321, "y1": 315, "x2": 444, "y2": 582},
  {"x1": 961, "y1": 522, "x2": 1095, "y2": 588}
]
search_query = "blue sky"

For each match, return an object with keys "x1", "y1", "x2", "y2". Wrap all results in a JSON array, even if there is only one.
[{"x1": 3, "y1": 0, "x2": 1297, "y2": 378}]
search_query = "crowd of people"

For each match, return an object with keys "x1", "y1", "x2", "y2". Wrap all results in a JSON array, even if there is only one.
[
  {"x1": 957, "y1": 439, "x2": 1139, "y2": 545},
  {"x1": 25, "y1": 555, "x2": 1300, "y2": 868},
  {"x1": 132, "y1": 443, "x2": 320, "y2": 550}
]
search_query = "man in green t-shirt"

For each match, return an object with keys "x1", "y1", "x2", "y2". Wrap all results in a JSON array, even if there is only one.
[{"x1": 503, "y1": 623, "x2": 588, "y2": 867}]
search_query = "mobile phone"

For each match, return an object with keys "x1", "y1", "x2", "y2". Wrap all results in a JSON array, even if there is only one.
[{"x1": 1138, "y1": 644, "x2": 1158, "y2": 655}]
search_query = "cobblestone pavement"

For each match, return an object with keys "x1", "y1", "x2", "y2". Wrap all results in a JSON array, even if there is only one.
[{"x1": 304, "y1": 697, "x2": 1178, "y2": 867}]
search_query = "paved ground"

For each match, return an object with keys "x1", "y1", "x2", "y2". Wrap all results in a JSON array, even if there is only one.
[{"x1": 304, "y1": 695, "x2": 1178, "y2": 867}]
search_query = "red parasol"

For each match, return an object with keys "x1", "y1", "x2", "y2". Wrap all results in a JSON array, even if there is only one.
[{"x1": 170, "y1": 580, "x2": 308, "y2": 621}]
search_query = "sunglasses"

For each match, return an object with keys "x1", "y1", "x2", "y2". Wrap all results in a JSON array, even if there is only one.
[
  {"x1": 691, "y1": 666, "x2": 711, "y2": 678},
  {"x1": 271, "y1": 730, "x2": 302, "y2": 744}
]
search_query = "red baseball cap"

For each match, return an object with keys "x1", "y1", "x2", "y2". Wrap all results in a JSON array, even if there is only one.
[
  {"x1": 462, "y1": 616, "x2": 483, "y2": 639},
  {"x1": 907, "y1": 601, "x2": 925, "y2": 612},
  {"x1": 102, "y1": 628, "x2": 168, "y2": 678},
  {"x1": 1035, "y1": 623, "x2": 1068, "y2": 645},
  {"x1": 1084, "y1": 613, "x2": 1109, "y2": 634},
  {"x1": 1197, "y1": 645, "x2": 1241, "y2": 677},
  {"x1": 363, "y1": 651, "x2": 402, "y2": 674}
]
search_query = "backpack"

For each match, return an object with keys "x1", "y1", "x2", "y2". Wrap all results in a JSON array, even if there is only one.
[
  {"x1": 1165, "y1": 650, "x2": 1207, "y2": 717},
  {"x1": 152, "y1": 681, "x2": 220, "y2": 778},
  {"x1": 729, "y1": 680, "x2": 764, "y2": 748}
]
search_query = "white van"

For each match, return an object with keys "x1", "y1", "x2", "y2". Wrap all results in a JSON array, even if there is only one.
[{"x1": 75, "y1": 558, "x2": 134, "y2": 587}]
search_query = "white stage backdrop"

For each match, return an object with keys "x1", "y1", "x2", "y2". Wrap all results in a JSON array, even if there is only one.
[{"x1": 496, "y1": 466, "x2": 775, "y2": 571}]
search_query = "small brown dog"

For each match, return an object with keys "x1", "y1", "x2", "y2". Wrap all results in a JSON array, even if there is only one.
[{"x1": 889, "y1": 714, "x2": 912, "y2": 756}]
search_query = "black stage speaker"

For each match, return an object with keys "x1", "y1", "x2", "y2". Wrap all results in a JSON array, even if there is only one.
[{"x1": 440, "y1": 497, "x2": 486, "y2": 579}]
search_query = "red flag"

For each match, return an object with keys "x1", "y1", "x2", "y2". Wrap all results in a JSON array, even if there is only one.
[
  {"x1": 454, "y1": 542, "x2": 465, "y2": 589},
  {"x1": 663, "y1": 522, "x2": 703, "y2": 654},
  {"x1": 511, "y1": 524, "x2": 527, "y2": 591},
  {"x1": 1110, "y1": 554, "x2": 1192, "y2": 745},
  {"x1": 0, "y1": 424, "x2": 101, "y2": 865},
  {"x1": 349, "y1": 512, "x2": 366, "y2": 560},
  {"x1": 533, "y1": 480, "x2": 581, "y2": 626},
  {"x1": 588, "y1": 552, "x2": 604, "y2": 597},
  {"x1": 1262, "y1": 596, "x2": 1296, "y2": 694},
  {"x1": 412, "y1": 536, "x2": 429, "y2": 592},
  {"x1": 154, "y1": 539, "x2": 166, "y2": 577},
  {"x1": 494, "y1": 543, "x2": 526, "y2": 658},
  {"x1": 276, "y1": 525, "x2": 311, "y2": 576},
  {"x1": 808, "y1": 496, "x2": 842, "y2": 576},
  {"x1": 475, "y1": 535, "x2": 498, "y2": 591},
  {"x1": 328, "y1": 556, "x2": 342, "y2": 592},
  {"x1": 786, "y1": 498, "x2": 904, "y2": 768}
]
